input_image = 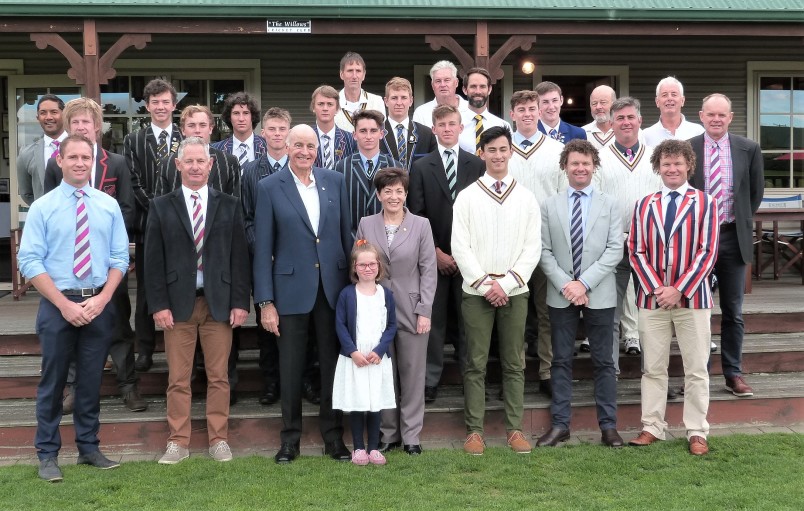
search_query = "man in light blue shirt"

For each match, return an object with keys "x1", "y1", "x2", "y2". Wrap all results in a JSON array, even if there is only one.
[{"x1": 18, "y1": 134, "x2": 129, "y2": 482}]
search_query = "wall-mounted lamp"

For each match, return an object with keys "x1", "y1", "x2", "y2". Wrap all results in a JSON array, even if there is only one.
[{"x1": 521, "y1": 59, "x2": 536, "y2": 75}]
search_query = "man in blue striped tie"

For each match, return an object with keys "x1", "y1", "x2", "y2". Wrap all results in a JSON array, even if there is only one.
[{"x1": 536, "y1": 139, "x2": 624, "y2": 448}]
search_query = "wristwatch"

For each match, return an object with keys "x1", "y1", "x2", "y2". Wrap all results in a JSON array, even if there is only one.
[{"x1": 257, "y1": 300, "x2": 273, "y2": 308}]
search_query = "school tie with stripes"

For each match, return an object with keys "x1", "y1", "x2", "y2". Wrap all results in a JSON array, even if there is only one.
[
  {"x1": 73, "y1": 190, "x2": 91, "y2": 280},
  {"x1": 444, "y1": 149, "x2": 456, "y2": 200},
  {"x1": 273, "y1": 161, "x2": 281, "y2": 172},
  {"x1": 50, "y1": 140, "x2": 60, "y2": 160},
  {"x1": 366, "y1": 159, "x2": 375, "y2": 179},
  {"x1": 549, "y1": 128, "x2": 559, "y2": 141},
  {"x1": 322, "y1": 134, "x2": 333, "y2": 169},
  {"x1": 474, "y1": 115, "x2": 484, "y2": 155},
  {"x1": 570, "y1": 190, "x2": 584, "y2": 279},
  {"x1": 626, "y1": 148, "x2": 634, "y2": 162},
  {"x1": 708, "y1": 143, "x2": 724, "y2": 223},
  {"x1": 396, "y1": 124, "x2": 407, "y2": 167},
  {"x1": 157, "y1": 131, "x2": 169, "y2": 164},
  {"x1": 520, "y1": 139, "x2": 532, "y2": 149},
  {"x1": 238, "y1": 142, "x2": 249, "y2": 167},
  {"x1": 191, "y1": 192, "x2": 204, "y2": 272},
  {"x1": 664, "y1": 191, "x2": 680, "y2": 243}
]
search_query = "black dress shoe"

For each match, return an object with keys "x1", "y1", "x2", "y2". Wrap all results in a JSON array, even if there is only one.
[
  {"x1": 378, "y1": 441, "x2": 401, "y2": 453},
  {"x1": 77, "y1": 451, "x2": 120, "y2": 469},
  {"x1": 274, "y1": 443, "x2": 299, "y2": 464},
  {"x1": 601, "y1": 428, "x2": 624, "y2": 448},
  {"x1": 324, "y1": 440, "x2": 351, "y2": 461},
  {"x1": 404, "y1": 444, "x2": 422, "y2": 455},
  {"x1": 303, "y1": 381, "x2": 321, "y2": 405},
  {"x1": 539, "y1": 379, "x2": 553, "y2": 398},
  {"x1": 536, "y1": 427, "x2": 570, "y2": 447},
  {"x1": 424, "y1": 386, "x2": 438, "y2": 403},
  {"x1": 134, "y1": 354, "x2": 153, "y2": 372},
  {"x1": 259, "y1": 383, "x2": 279, "y2": 406}
]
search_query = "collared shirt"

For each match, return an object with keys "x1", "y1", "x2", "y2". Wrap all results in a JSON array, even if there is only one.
[
  {"x1": 267, "y1": 154, "x2": 288, "y2": 170},
  {"x1": 642, "y1": 115, "x2": 705, "y2": 147},
  {"x1": 703, "y1": 132, "x2": 734, "y2": 223},
  {"x1": 566, "y1": 185, "x2": 594, "y2": 236},
  {"x1": 291, "y1": 168, "x2": 320, "y2": 235},
  {"x1": 411, "y1": 96, "x2": 470, "y2": 128},
  {"x1": 613, "y1": 140, "x2": 640, "y2": 160},
  {"x1": 459, "y1": 109, "x2": 511, "y2": 154},
  {"x1": 389, "y1": 118, "x2": 410, "y2": 142},
  {"x1": 438, "y1": 142, "x2": 460, "y2": 171},
  {"x1": 479, "y1": 172, "x2": 513, "y2": 195},
  {"x1": 339, "y1": 88, "x2": 368, "y2": 114},
  {"x1": 151, "y1": 124, "x2": 173, "y2": 145},
  {"x1": 512, "y1": 131, "x2": 543, "y2": 149},
  {"x1": 182, "y1": 184, "x2": 208, "y2": 288},
  {"x1": 661, "y1": 182, "x2": 689, "y2": 215},
  {"x1": 359, "y1": 152, "x2": 380, "y2": 177},
  {"x1": 42, "y1": 132, "x2": 68, "y2": 166},
  {"x1": 18, "y1": 180, "x2": 129, "y2": 291},
  {"x1": 317, "y1": 125, "x2": 336, "y2": 166},
  {"x1": 233, "y1": 134, "x2": 255, "y2": 163}
]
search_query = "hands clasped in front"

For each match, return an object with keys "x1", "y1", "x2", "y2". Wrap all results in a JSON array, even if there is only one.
[{"x1": 61, "y1": 296, "x2": 110, "y2": 327}]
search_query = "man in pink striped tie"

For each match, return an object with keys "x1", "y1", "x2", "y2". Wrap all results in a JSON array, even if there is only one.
[
  {"x1": 18, "y1": 134, "x2": 130, "y2": 481},
  {"x1": 144, "y1": 137, "x2": 251, "y2": 465}
]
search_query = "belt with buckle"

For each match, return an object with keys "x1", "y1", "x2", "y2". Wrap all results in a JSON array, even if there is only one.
[{"x1": 62, "y1": 286, "x2": 104, "y2": 297}]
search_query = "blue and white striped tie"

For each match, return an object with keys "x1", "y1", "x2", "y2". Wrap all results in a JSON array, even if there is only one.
[{"x1": 570, "y1": 190, "x2": 584, "y2": 279}]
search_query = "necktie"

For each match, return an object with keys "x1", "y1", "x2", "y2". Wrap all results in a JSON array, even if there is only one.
[
  {"x1": 520, "y1": 139, "x2": 532, "y2": 149},
  {"x1": 708, "y1": 143, "x2": 724, "y2": 223},
  {"x1": 494, "y1": 180, "x2": 503, "y2": 194},
  {"x1": 157, "y1": 131, "x2": 169, "y2": 164},
  {"x1": 366, "y1": 159, "x2": 375, "y2": 178},
  {"x1": 191, "y1": 192, "x2": 204, "y2": 272},
  {"x1": 396, "y1": 124, "x2": 407, "y2": 167},
  {"x1": 444, "y1": 150, "x2": 456, "y2": 200},
  {"x1": 73, "y1": 190, "x2": 91, "y2": 280},
  {"x1": 664, "y1": 191, "x2": 680, "y2": 242},
  {"x1": 626, "y1": 148, "x2": 634, "y2": 162},
  {"x1": 273, "y1": 161, "x2": 281, "y2": 172},
  {"x1": 474, "y1": 115, "x2": 484, "y2": 155},
  {"x1": 238, "y1": 142, "x2": 249, "y2": 166},
  {"x1": 549, "y1": 128, "x2": 559, "y2": 141},
  {"x1": 50, "y1": 140, "x2": 60, "y2": 160},
  {"x1": 570, "y1": 191, "x2": 584, "y2": 279},
  {"x1": 322, "y1": 134, "x2": 333, "y2": 169}
]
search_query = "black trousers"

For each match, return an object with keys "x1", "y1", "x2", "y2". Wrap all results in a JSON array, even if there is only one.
[
  {"x1": 276, "y1": 281, "x2": 343, "y2": 445},
  {"x1": 134, "y1": 241, "x2": 156, "y2": 356}
]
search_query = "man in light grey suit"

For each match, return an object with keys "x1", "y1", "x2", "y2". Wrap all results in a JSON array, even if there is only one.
[
  {"x1": 17, "y1": 94, "x2": 67, "y2": 205},
  {"x1": 536, "y1": 139, "x2": 624, "y2": 448}
]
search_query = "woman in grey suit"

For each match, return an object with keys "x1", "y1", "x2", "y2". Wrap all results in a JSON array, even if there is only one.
[{"x1": 356, "y1": 168, "x2": 437, "y2": 455}]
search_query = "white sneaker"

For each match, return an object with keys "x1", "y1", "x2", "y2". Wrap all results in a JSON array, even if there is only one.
[
  {"x1": 624, "y1": 338, "x2": 641, "y2": 355},
  {"x1": 209, "y1": 440, "x2": 233, "y2": 462},
  {"x1": 158, "y1": 441, "x2": 189, "y2": 465}
]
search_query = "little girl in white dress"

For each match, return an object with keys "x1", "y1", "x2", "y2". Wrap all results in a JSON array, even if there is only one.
[{"x1": 333, "y1": 240, "x2": 397, "y2": 465}]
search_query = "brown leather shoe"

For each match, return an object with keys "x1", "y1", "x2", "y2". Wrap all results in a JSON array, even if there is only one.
[
  {"x1": 689, "y1": 435, "x2": 709, "y2": 455},
  {"x1": 507, "y1": 430, "x2": 532, "y2": 454},
  {"x1": 725, "y1": 376, "x2": 754, "y2": 397},
  {"x1": 463, "y1": 433, "x2": 485, "y2": 455},
  {"x1": 628, "y1": 430, "x2": 660, "y2": 446}
]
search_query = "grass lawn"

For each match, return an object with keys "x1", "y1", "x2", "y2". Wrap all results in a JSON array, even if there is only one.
[{"x1": 0, "y1": 433, "x2": 801, "y2": 511}]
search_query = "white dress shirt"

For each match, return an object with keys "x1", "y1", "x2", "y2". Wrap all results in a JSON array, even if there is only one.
[
  {"x1": 291, "y1": 169, "x2": 320, "y2": 235},
  {"x1": 182, "y1": 184, "x2": 209, "y2": 288}
]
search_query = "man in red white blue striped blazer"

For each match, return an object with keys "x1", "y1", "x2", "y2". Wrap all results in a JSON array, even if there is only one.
[{"x1": 627, "y1": 139, "x2": 719, "y2": 456}]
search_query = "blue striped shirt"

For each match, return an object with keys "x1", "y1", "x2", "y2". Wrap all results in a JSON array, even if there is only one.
[{"x1": 19, "y1": 180, "x2": 129, "y2": 290}]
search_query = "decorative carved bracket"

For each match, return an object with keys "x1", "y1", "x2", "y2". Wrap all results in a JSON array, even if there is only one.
[
  {"x1": 31, "y1": 33, "x2": 87, "y2": 83},
  {"x1": 426, "y1": 31, "x2": 536, "y2": 84},
  {"x1": 99, "y1": 34, "x2": 151, "y2": 82}
]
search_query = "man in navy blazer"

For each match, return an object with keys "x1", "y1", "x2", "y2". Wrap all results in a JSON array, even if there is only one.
[
  {"x1": 536, "y1": 81, "x2": 587, "y2": 145},
  {"x1": 253, "y1": 124, "x2": 353, "y2": 464},
  {"x1": 381, "y1": 77, "x2": 437, "y2": 171},
  {"x1": 211, "y1": 91, "x2": 267, "y2": 167},
  {"x1": 311, "y1": 85, "x2": 357, "y2": 170},
  {"x1": 689, "y1": 93, "x2": 764, "y2": 398}
]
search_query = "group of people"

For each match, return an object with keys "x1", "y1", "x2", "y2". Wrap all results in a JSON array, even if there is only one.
[{"x1": 16, "y1": 50, "x2": 763, "y2": 481}]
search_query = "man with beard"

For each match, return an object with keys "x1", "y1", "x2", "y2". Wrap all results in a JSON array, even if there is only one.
[
  {"x1": 458, "y1": 67, "x2": 511, "y2": 155},
  {"x1": 582, "y1": 85, "x2": 617, "y2": 150}
]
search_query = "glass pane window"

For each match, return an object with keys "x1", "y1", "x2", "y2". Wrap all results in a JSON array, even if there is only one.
[{"x1": 758, "y1": 75, "x2": 804, "y2": 189}]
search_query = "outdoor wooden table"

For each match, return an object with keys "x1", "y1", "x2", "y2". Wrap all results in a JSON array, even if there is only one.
[{"x1": 753, "y1": 208, "x2": 804, "y2": 285}]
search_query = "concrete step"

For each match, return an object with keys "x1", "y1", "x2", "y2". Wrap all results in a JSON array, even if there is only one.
[
  {"x1": 2, "y1": 332, "x2": 802, "y2": 399},
  {"x1": 1, "y1": 371, "x2": 801, "y2": 459}
]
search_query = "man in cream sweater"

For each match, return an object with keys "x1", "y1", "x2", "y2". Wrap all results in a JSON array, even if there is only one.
[{"x1": 451, "y1": 126, "x2": 541, "y2": 456}]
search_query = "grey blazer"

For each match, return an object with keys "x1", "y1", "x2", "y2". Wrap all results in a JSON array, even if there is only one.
[
  {"x1": 16, "y1": 137, "x2": 46, "y2": 206},
  {"x1": 539, "y1": 188, "x2": 623, "y2": 309},
  {"x1": 356, "y1": 209, "x2": 437, "y2": 334}
]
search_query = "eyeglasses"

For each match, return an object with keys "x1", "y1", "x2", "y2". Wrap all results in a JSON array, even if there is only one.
[{"x1": 356, "y1": 262, "x2": 379, "y2": 270}]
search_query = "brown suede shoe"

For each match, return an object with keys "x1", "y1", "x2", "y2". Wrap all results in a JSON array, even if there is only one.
[
  {"x1": 507, "y1": 430, "x2": 532, "y2": 454},
  {"x1": 463, "y1": 433, "x2": 485, "y2": 455},
  {"x1": 628, "y1": 430, "x2": 660, "y2": 446},
  {"x1": 689, "y1": 436, "x2": 709, "y2": 456},
  {"x1": 725, "y1": 376, "x2": 754, "y2": 397}
]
